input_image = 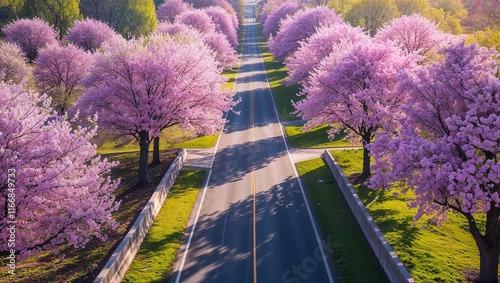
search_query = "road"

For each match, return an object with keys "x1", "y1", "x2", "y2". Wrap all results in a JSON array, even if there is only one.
[{"x1": 168, "y1": 1, "x2": 337, "y2": 282}]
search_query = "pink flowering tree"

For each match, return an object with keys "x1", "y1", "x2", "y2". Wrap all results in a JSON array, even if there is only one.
[
  {"x1": 269, "y1": 6, "x2": 343, "y2": 61},
  {"x1": 175, "y1": 9, "x2": 216, "y2": 34},
  {"x1": 203, "y1": 31, "x2": 239, "y2": 69},
  {"x1": 34, "y1": 43, "x2": 93, "y2": 114},
  {"x1": 77, "y1": 34, "x2": 235, "y2": 184},
  {"x1": 369, "y1": 42, "x2": 500, "y2": 282},
  {"x1": 157, "y1": 0, "x2": 192, "y2": 23},
  {"x1": 155, "y1": 22, "x2": 203, "y2": 39},
  {"x1": 295, "y1": 43, "x2": 414, "y2": 177},
  {"x1": 2, "y1": 17, "x2": 58, "y2": 63},
  {"x1": 0, "y1": 42, "x2": 32, "y2": 84},
  {"x1": 285, "y1": 23, "x2": 370, "y2": 86},
  {"x1": 263, "y1": 2, "x2": 300, "y2": 38},
  {"x1": 155, "y1": 23, "x2": 238, "y2": 69},
  {"x1": 260, "y1": 0, "x2": 288, "y2": 24},
  {"x1": 65, "y1": 18, "x2": 120, "y2": 53},
  {"x1": 204, "y1": 6, "x2": 238, "y2": 48},
  {"x1": 375, "y1": 14, "x2": 456, "y2": 62},
  {"x1": 0, "y1": 82, "x2": 120, "y2": 259}
]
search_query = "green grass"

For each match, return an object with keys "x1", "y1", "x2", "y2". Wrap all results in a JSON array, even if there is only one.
[
  {"x1": 296, "y1": 158, "x2": 388, "y2": 282},
  {"x1": 256, "y1": 22, "x2": 301, "y2": 121},
  {"x1": 123, "y1": 169, "x2": 206, "y2": 282},
  {"x1": 285, "y1": 124, "x2": 361, "y2": 148},
  {"x1": 330, "y1": 149, "x2": 488, "y2": 282},
  {"x1": 94, "y1": 126, "x2": 218, "y2": 154}
]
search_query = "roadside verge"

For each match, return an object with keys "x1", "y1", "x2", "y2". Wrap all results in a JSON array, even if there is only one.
[{"x1": 93, "y1": 149, "x2": 188, "y2": 283}]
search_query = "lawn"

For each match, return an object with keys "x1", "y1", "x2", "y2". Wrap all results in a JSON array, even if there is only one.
[
  {"x1": 0, "y1": 149, "x2": 181, "y2": 282},
  {"x1": 256, "y1": 22, "x2": 302, "y2": 122},
  {"x1": 330, "y1": 149, "x2": 489, "y2": 282},
  {"x1": 296, "y1": 158, "x2": 388, "y2": 282},
  {"x1": 123, "y1": 169, "x2": 206, "y2": 282},
  {"x1": 285, "y1": 124, "x2": 361, "y2": 148}
]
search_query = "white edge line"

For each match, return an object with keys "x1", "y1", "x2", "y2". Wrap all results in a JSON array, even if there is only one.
[
  {"x1": 252, "y1": 8, "x2": 336, "y2": 283},
  {"x1": 174, "y1": 14, "x2": 247, "y2": 283}
]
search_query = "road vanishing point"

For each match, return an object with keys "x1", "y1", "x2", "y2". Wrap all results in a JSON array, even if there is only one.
[{"x1": 168, "y1": 1, "x2": 337, "y2": 282}]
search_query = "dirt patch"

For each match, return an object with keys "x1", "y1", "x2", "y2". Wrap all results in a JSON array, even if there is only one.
[{"x1": 347, "y1": 173, "x2": 370, "y2": 185}]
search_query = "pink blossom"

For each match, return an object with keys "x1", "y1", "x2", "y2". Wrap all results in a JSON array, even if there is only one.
[
  {"x1": 34, "y1": 43, "x2": 93, "y2": 114},
  {"x1": 285, "y1": 23, "x2": 370, "y2": 86},
  {"x1": 157, "y1": 0, "x2": 192, "y2": 23},
  {"x1": 296, "y1": 42, "x2": 414, "y2": 176},
  {"x1": 269, "y1": 6, "x2": 343, "y2": 61},
  {"x1": 375, "y1": 14, "x2": 457, "y2": 61},
  {"x1": 0, "y1": 82, "x2": 120, "y2": 258},
  {"x1": 2, "y1": 17, "x2": 58, "y2": 63},
  {"x1": 76, "y1": 34, "x2": 236, "y2": 184},
  {"x1": 263, "y1": 2, "x2": 301, "y2": 38}
]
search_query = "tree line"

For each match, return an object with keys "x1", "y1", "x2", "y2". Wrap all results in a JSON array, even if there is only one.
[{"x1": 260, "y1": 1, "x2": 500, "y2": 282}]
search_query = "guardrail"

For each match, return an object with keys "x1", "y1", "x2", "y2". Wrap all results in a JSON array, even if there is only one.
[
  {"x1": 323, "y1": 150, "x2": 414, "y2": 283},
  {"x1": 94, "y1": 148, "x2": 188, "y2": 283}
]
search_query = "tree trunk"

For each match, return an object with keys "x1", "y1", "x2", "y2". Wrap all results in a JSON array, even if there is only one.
[
  {"x1": 137, "y1": 131, "x2": 150, "y2": 186},
  {"x1": 151, "y1": 136, "x2": 161, "y2": 165},
  {"x1": 468, "y1": 206, "x2": 500, "y2": 283},
  {"x1": 361, "y1": 143, "x2": 371, "y2": 177},
  {"x1": 478, "y1": 244, "x2": 500, "y2": 283}
]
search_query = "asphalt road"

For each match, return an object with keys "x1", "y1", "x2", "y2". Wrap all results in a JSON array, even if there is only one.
[{"x1": 168, "y1": 1, "x2": 337, "y2": 282}]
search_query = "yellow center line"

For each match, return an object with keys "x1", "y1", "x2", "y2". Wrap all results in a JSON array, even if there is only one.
[{"x1": 250, "y1": 59, "x2": 257, "y2": 283}]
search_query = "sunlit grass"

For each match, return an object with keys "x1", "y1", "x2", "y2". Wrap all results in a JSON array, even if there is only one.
[
  {"x1": 123, "y1": 169, "x2": 206, "y2": 282},
  {"x1": 296, "y1": 158, "x2": 388, "y2": 282},
  {"x1": 285, "y1": 124, "x2": 361, "y2": 148},
  {"x1": 330, "y1": 149, "x2": 487, "y2": 282}
]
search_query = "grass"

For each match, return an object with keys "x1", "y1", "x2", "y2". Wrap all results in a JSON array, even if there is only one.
[
  {"x1": 256, "y1": 22, "x2": 302, "y2": 122},
  {"x1": 123, "y1": 169, "x2": 206, "y2": 282},
  {"x1": 296, "y1": 158, "x2": 389, "y2": 282},
  {"x1": 330, "y1": 149, "x2": 489, "y2": 282},
  {"x1": 0, "y1": 149, "x2": 181, "y2": 282},
  {"x1": 94, "y1": 126, "x2": 218, "y2": 154},
  {"x1": 285, "y1": 124, "x2": 361, "y2": 148}
]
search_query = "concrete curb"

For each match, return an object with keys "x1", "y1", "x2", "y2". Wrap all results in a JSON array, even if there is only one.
[
  {"x1": 323, "y1": 150, "x2": 414, "y2": 283},
  {"x1": 94, "y1": 149, "x2": 188, "y2": 283}
]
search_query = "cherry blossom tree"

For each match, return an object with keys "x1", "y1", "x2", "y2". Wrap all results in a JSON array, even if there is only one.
[
  {"x1": 285, "y1": 23, "x2": 370, "y2": 86},
  {"x1": 375, "y1": 14, "x2": 456, "y2": 61},
  {"x1": 155, "y1": 22, "x2": 203, "y2": 39},
  {"x1": 34, "y1": 43, "x2": 93, "y2": 114},
  {"x1": 175, "y1": 9, "x2": 216, "y2": 34},
  {"x1": 259, "y1": 0, "x2": 288, "y2": 24},
  {"x1": 204, "y1": 6, "x2": 238, "y2": 48},
  {"x1": 0, "y1": 42, "x2": 32, "y2": 84},
  {"x1": 269, "y1": 6, "x2": 343, "y2": 61},
  {"x1": 295, "y1": 43, "x2": 414, "y2": 177},
  {"x1": 369, "y1": 41, "x2": 500, "y2": 283},
  {"x1": 203, "y1": 31, "x2": 239, "y2": 69},
  {"x1": 77, "y1": 34, "x2": 235, "y2": 184},
  {"x1": 0, "y1": 82, "x2": 120, "y2": 259},
  {"x1": 263, "y1": 1, "x2": 300, "y2": 38},
  {"x1": 64, "y1": 18, "x2": 120, "y2": 53},
  {"x1": 156, "y1": 0, "x2": 192, "y2": 22},
  {"x1": 2, "y1": 17, "x2": 58, "y2": 63},
  {"x1": 155, "y1": 22, "x2": 238, "y2": 69}
]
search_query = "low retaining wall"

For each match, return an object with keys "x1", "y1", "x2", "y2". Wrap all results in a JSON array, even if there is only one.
[
  {"x1": 94, "y1": 149, "x2": 188, "y2": 283},
  {"x1": 323, "y1": 150, "x2": 414, "y2": 283}
]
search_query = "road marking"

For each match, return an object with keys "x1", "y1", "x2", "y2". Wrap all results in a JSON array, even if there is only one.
[
  {"x1": 249, "y1": 4, "x2": 336, "y2": 283},
  {"x1": 174, "y1": 7, "x2": 248, "y2": 282},
  {"x1": 250, "y1": 65, "x2": 257, "y2": 283}
]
